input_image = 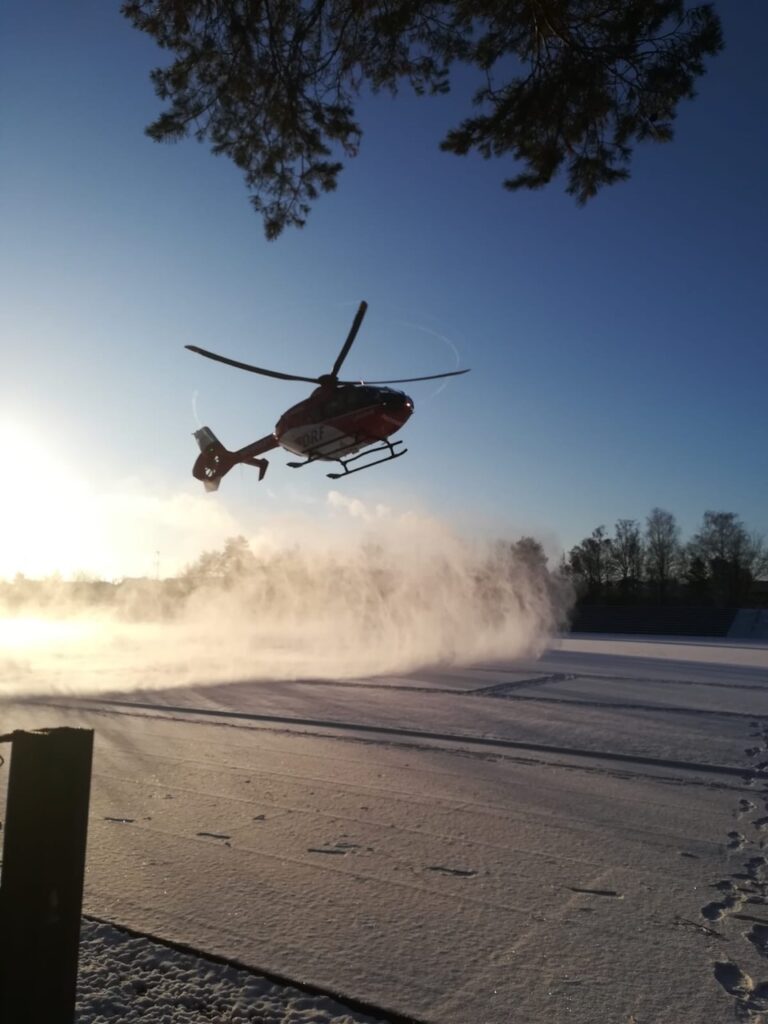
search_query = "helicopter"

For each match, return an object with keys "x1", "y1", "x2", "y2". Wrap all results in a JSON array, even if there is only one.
[{"x1": 186, "y1": 301, "x2": 469, "y2": 491}]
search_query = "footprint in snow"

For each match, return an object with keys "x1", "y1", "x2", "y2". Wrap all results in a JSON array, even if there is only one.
[
  {"x1": 567, "y1": 886, "x2": 622, "y2": 898},
  {"x1": 702, "y1": 893, "x2": 746, "y2": 922},
  {"x1": 714, "y1": 962, "x2": 768, "y2": 1016},
  {"x1": 747, "y1": 924, "x2": 768, "y2": 959},
  {"x1": 713, "y1": 879, "x2": 741, "y2": 892},
  {"x1": 308, "y1": 842, "x2": 361, "y2": 855},
  {"x1": 750, "y1": 983, "x2": 768, "y2": 1013},
  {"x1": 427, "y1": 865, "x2": 478, "y2": 877},
  {"x1": 714, "y1": 961, "x2": 753, "y2": 998},
  {"x1": 728, "y1": 831, "x2": 748, "y2": 850},
  {"x1": 745, "y1": 857, "x2": 768, "y2": 881}
]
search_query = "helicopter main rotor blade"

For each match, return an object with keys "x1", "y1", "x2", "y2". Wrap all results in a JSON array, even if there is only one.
[
  {"x1": 346, "y1": 368, "x2": 471, "y2": 385},
  {"x1": 330, "y1": 300, "x2": 368, "y2": 379},
  {"x1": 185, "y1": 345, "x2": 321, "y2": 384}
]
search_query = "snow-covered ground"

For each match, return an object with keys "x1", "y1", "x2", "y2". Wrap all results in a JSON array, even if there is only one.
[
  {"x1": 77, "y1": 919, "x2": 386, "y2": 1023},
  {"x1": 3, "y1": 634, "x2": 768, "y2": 1022}
]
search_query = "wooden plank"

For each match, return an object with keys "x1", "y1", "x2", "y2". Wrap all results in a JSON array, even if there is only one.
[{"x1": 0, "y1": 727, "x2": 93, "y2": 1024}]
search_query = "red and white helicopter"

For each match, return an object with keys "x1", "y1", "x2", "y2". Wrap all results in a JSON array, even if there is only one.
[{"x1": 186, "y1": 301, "x2": 469, "y2": 491}]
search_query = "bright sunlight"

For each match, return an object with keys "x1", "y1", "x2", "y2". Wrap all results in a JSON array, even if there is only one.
[{"x1": 0, "y1": 419, "x2": 105, "y2": 579}]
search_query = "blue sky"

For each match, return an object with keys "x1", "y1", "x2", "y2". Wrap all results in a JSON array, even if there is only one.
[{"x1": 1, "y1": 1, "x2": 766, "y2": 578}]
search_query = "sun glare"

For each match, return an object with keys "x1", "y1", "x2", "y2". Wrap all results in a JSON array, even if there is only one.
[
  {"x1": 0, "y1": 615, "x2": 100, "y2": 650},
  {"x1": 0, "y1": 419, "x2": 104, "y2": 580}
]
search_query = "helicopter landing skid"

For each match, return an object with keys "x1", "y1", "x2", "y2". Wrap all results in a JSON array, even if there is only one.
[{"x1": 327, "y1": 440, "x2": 406, "y2": 479}]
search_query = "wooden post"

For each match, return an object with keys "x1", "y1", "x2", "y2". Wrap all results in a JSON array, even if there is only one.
[{"x1": 0, "y1": 727, "x2": 94, "y2": 1024}]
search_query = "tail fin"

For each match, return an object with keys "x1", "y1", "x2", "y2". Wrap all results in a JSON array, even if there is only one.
[
  {"x1": 192, "y1": 427, "x2": 233, "y2": 491},
  {"x1": 192, "y1": 427, "x2": 270, "y2": 492}
]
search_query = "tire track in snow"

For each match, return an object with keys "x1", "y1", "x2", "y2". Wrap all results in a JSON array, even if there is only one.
[{"x1": 27, "y1": 696, "x2": 762, "y2": 781}]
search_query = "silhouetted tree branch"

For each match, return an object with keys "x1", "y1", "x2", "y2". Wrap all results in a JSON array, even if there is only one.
[{"x1": 122, "y1": 0, "x2": 723, "y2": 237}]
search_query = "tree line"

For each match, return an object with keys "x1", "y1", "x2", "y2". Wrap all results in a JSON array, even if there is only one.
[
  {"x1": 563, "y1": 509, "x2": 768, "y2": 606},
  {"x1": 4, "y1": 512, "x2": 764, "y2": 615}
]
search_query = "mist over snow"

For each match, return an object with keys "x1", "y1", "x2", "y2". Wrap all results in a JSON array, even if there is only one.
[
  {"x1": 0, "y1": 492, "x2": 572, "y2": 697},
  {"x1": 0, "y1": 418, "x2": 247, "y2": 580}
]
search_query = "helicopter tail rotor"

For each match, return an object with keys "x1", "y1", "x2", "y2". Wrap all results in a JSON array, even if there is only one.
[
  {"x1": 192, "y1": 427, "x2": 274, "y2": 491},
  {"x1": 192, "y1": 427, "x2": 236, "y2": 492}
]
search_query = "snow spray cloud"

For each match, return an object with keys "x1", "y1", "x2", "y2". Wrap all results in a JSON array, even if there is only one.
[{"x1": 0, "y1": 494, "x2": 573, "y2": 697}]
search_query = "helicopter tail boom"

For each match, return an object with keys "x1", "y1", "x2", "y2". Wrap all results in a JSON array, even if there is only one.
[{"x1": 192, "y1": 427, "x2": 276, "y2": 491}]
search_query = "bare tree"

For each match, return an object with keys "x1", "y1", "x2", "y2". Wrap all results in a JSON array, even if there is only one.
[
  {"x1": 689, "y1": 511, "x2": 768, "y2": 604},
  {"x1": 645, "y1": 507, "x2": 679, "y2": 601},
  {"x1": 611, "y1": 519, "x2": 644, "y2": 598},
  {"x1": 567, "y1": 526, "x2": 613, "y2": 601}
]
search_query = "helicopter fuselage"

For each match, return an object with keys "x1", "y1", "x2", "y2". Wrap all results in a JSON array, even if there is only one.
[{"x1": 275, "y1": 383, "x2": 413, "y2": 460}]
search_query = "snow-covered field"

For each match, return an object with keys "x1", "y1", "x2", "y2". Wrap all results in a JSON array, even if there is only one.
[
  {"x1": 76, "y1": 920, "x2": 386, "y2": 1023},
  {"x1": 3, "y1": 634, "x2": 768, "y2": 1023}
]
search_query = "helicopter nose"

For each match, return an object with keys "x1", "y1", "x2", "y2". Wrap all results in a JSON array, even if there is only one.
[
  {"x1": 378, "y1": 391, "x2": 413, "y2": 430},
  {"x1": 391, "y1": 393, "x2": 413, "y2": 425}
]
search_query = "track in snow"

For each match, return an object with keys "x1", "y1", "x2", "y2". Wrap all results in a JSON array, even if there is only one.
[{"x1": 27, "y1": 692, "x2": 763, "y2": 783}]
